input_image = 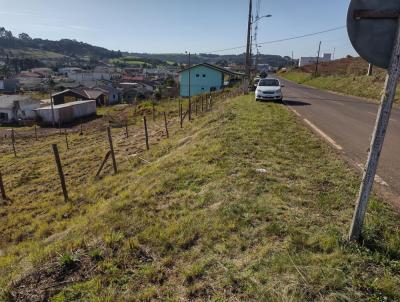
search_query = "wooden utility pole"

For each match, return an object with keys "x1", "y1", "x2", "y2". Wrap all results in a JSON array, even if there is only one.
[
  {"x1": 367, "y1": 63, "x2": 373, "y2": 76},
  {"x1": 349, "y1": 20, "x2": 400, "y2": 242},
  {"x1": 143, "y1": 116, "x2": 150, "y2": 150},
  {"x1": 244, "y1": 0, "x2": 253, "y2": 94},
  {"x1": 188, "y1": 52, "x2": 192, "y2": 121},
  {"x1": 107, "y1": 127, "x2": 118, "y2": 174},
  {"x1": 314, "y1": 41, "x2": 322, "y2": 77},
  {"x1": 52, "y1": 144, "x2": 68, "y2": 202}
]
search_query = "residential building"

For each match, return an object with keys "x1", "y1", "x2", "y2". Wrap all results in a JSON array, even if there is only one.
[
  {"x1": 299, "y1": 53, "x2": 332, "y2": 67},
  {"x1": 179, "y1": 63, "x2": 243, "y2": 97},
  {"x1": 0, "y1": 95, "x2": 41, "y2": 123},
  {"x1": 0, "y1": 79, "x2": 18, "y2": 93},
  {"x1": 52, "y1": 88, "x2": 106, "y2": 106}
]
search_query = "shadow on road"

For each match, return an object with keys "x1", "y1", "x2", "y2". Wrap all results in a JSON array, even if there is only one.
[{"x1": 283, "y1": 99, "x2": 311, "y2": 106}]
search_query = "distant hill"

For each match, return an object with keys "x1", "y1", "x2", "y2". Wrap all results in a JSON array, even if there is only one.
[
  {"x1": 132, "y1": 53, "x2": 293, "y2": 68},
  {"x1": 0, "y1": 26, "x2": 293, "y2": 73},
  {"x1": 0, "y1": 27, "x2": 121, "y2": 60}
]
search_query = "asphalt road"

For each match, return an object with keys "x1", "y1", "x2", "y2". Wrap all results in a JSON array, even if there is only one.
[{"x1": 279, "y1": 77, "x2": 400, "y2": 197}]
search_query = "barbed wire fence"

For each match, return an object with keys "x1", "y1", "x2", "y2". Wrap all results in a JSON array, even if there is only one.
[{"x1": 0, "y1": 88, "x2": 242, "y2": 203}]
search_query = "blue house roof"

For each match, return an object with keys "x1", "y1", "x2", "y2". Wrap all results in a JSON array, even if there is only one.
[{"x1": 179, "y1": 63, "x2": 244, "y2": 77}]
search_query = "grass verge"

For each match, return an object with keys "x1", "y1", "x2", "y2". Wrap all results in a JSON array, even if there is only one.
[
  {"x1": 1, "y1": 95, "x2": 400, "y2": 301},
  {"x1": 279, "y1": 70, "x2": 400, "y2": 103}
]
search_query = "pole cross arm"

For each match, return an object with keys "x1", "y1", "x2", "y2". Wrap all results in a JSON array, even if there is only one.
[{"x1": 354, "y1": 10, "x2": 400, "y2": 20}]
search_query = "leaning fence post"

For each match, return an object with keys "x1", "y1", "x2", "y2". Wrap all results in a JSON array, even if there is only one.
[
  {"x1": 163, "y1": 112, "x2": 169, "y2": 138},
  {"x1": 0, "y1": 171, "x2": 7, "y2": 201},
  {"x1": 143, "y1": 116, "x2": 150, "y2": 150},
  {"x1": 107, "y1": 127, "x2": 118, "y2": 174},
  {"x1": 52, "y1": 144, "x2": 68, "y2": 202},
  {"x1": 11, "y1": 129, "x2": 16, "y2": 157}
]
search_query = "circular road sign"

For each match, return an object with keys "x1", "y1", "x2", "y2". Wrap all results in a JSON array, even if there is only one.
[{"x1": 347, "y1": 0, "x2": 400, "y2": 69}]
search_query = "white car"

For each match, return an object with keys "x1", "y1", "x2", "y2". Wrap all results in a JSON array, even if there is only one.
[{"x1": 255, "y1": 78, "x2": 284, "y2": 102}]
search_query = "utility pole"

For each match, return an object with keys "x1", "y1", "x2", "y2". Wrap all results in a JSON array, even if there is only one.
[
  {"x1": 314, "y1": 41, "x2": 322, "y2": 77},
  {"x1": 188, "y1": 52, "x2": 192, "y2": 121},
  {"x1": 48, "y1": 77, "x2": 56, "y2": 127},
  {"x1": 244, "y1": 0, "x2": 253, "y2": 94}
]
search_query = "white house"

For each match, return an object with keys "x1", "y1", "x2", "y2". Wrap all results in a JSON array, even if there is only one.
[
  {"x1": 0, "y1": 95, "x2": 41, "y2": 123},
  {"x1": 299, "y1": 53, "x2": 332, "y2": 67}
]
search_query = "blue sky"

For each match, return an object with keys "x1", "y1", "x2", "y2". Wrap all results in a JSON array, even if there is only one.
[{"x1": 0, "y1": 0, "x2": 357, "y2": 58}]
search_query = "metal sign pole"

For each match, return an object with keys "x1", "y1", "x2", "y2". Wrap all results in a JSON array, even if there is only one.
[{"x1": 349, "y1": 18, "x2": 400, "y2": 242}]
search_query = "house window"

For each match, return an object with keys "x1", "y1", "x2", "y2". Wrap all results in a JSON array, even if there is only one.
[
  {"x1": 0, "y1": 112, "x2": 8, "y2": 120},
  {"x1": 203, "y1": 74, "x2": 206, "y2": 78},
  {"x1": 196, "y1": 74, "x2": 200, "y2": 78}
]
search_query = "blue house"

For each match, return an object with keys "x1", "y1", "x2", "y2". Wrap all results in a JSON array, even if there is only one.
[{"x1": 179, "y1": 63, "x2": 243, "y2": 97}]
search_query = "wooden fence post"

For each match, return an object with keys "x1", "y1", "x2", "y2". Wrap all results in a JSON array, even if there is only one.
[
  {"x1": 188, "y1": 99, "x2": 192, "y2": 121},
  {"x1": 143, "y1": 116, "x2": 150, "y2": 150},
  {"x1": 52, "y1": 144, "x2": 68, "y2": 202},
  {"x1": 11, "y1": 129, "x2": 16, "y2": 157},
  {"x1": 64, "y1": 129, "x2": 69, "y2": 150},
  {"x1": 195, "y1": 99, "x2": 198, "y2": 116},
  {"x1": 0, "y1": 171, "x2": 7, "y2": 201},
  {"x1": 107, "y1": 127, "x2": 118, "y2": 174},
  {"x1": 58, "y1": 120, "x2": 62, "y2": 135},
  {"x1": 34, "y1": 125, "x2": 38, "y2": 141},
  {"x1": 164, "y1": 112, "x2": 169, "y2": 138},
  {"x1": 152, "y1": 102, "x2": 156, "y2": 122},
  {"x1": 125, "y1": 122, "x2": 129, "y2": 138},
  {"x1": 201, "y1": 95, "x2": 204, "y2": 112},
  {"x1": 180, "y1": 103, "x2": 183, "y2": 128},
  {"x1": 80, "y1": 120, "x2": 83, "y2": 136}
]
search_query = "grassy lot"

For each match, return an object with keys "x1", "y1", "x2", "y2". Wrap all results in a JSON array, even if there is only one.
[
  {"x1": 1, "y1": 95, "x2": 400, "y2": 301},
  {"x1": 279, "y1": 71, "x2": 394, "y2": 102},
  {"x1": 278, "y1": 57, "x2": 400, "y2": 103},
  {"x1": 109, "y1": 57, "x2": 151, "y2": 67}
]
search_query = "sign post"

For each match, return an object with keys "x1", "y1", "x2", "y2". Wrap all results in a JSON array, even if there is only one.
[{"x1": 347, "y1": 1, "x2": 400, "y2": 241}]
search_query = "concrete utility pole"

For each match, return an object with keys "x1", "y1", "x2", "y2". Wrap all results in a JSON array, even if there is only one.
[
  {"x1": 244, "y1": 0, "x2": 253, "y2": 94},
  {"x1": 314, "y1": 41, "x2": 322, "y2": 77},
  {"x1": 349, "y1": 20, "x2": 400, "y2": 242}
]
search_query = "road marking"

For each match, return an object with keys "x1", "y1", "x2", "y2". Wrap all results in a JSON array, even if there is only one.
[
  {"x1": 356, "y1": 163, "x2": 389, "y2": 187},
  {"x1": 303, "y1": 119, "x2": 343, "y2": 151}
]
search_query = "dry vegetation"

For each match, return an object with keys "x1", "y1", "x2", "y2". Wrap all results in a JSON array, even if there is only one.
[
  {"x1": 1, "y1": 92, "x2": 400, "y2": 301},
  {"x1": 279, "y1": 57, "x2": 398, "y2": 102}
]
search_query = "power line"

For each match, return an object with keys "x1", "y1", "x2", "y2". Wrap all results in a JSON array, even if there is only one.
[{"x1": 204, "y1": 25, "x2": 346, "y2": 54}]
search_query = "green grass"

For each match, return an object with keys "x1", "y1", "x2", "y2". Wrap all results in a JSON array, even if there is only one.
[
  {"x1": 110, "y1": 57, "x2": 151, "y2": 67},
  {"x1": 1, "y1": 94, "x2": 400, "y2": 301},
  {"x1": 280, "y1": 71, "x2": 398, "y2": 102},
  {"x1": 4, "y1": 48, "x2": 66, "y2": 59}
]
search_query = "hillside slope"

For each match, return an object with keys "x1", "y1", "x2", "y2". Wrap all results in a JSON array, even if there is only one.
[
  {"x1": 1, "y1": 95, "x2": 400, "y2": 301},
  {"x1": 279, "y1": 57, "x2": 396, "y2": 102}
]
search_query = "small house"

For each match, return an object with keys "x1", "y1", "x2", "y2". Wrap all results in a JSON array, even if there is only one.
[
  {"x1": 35, "y1": 100, "x2": 97, "y2": 125},
  {"x1": 52, "y1": 88, "x2": 107, "y2": 106},
  {"x1": 179, "y1": 63, "x2": 243, "y2": 97},
  {"x1": 0, "y1": 95, "x2": 41, "y2": 124}
]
